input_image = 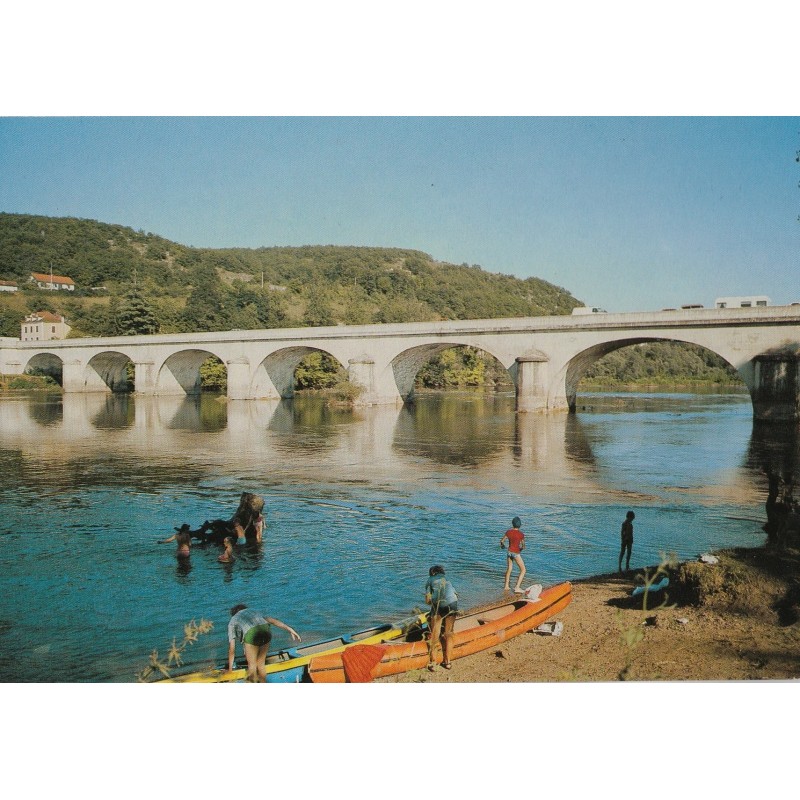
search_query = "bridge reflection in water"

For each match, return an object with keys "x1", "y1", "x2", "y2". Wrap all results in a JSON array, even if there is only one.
[{"x1": 1, "y1": 390, "x2": 795, "y2": 511}]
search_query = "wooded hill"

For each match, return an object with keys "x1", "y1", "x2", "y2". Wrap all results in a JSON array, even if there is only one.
[
  {"x1": 0, "y1": 213, "x2": 740, "y2": 387},
  {"x1": 0, "y1": 212, "x2": 579, "y2": 338}
]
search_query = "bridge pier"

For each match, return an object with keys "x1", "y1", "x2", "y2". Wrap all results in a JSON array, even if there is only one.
[
  {"x1": 62, "y1": 359, "x2": 112, "y2": 392},
  {"x1": 226, "y1": 358, "x2": 253, "y2": 400},
  {"x1": 134, "y1": 360, "x2": 156, "y2": 394},
  {"x1": 752, "y1": 353, "x2": 800, "y2": 422},
  {"x1": 515, "y1": 354, "x2": 550, "y2": 413},
  {"x1": 348, "y1": 357, "x2": 402, "y2": 406}
]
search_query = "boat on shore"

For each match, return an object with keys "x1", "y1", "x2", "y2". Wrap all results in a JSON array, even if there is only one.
[
  {"x1": 308, "y1": 581, "x2": 572, "y2": 683},
  {"x1": 156, "y1": 612, "x2": 428, "y2": 683}
]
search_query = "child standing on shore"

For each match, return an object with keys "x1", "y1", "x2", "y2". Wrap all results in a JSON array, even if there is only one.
[
  {"x1": 501, "y1": 516, "x2": 526, "y2": 593},
  {"x1": 619, "y1": 510, "x2": 635, "y2": 573},
  {"x1": 425, "y1": 565, "x2": 458, "y2": 671}
]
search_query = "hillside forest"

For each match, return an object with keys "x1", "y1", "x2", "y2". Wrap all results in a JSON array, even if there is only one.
[{"x1": 0, "y1": 213, "x2": 742, "y2": 390}]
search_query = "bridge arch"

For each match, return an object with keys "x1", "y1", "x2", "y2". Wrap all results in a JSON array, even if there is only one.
[
  {"x1": 560, "y1": 336, "x2": 748, "y2": 412},
  {"x1": 156, "y1": 348, "x2": 227, "y2": 395},
  {"x1": 254, "y1": 346, "x2": 346, "y2": 399},
  {"x1": 388, "y1": 342, "x2": 512, "y2": 400},
  {"x1": 88, "y1": 351, "x2": 136, "y2": 392},
  {"x1": 23, "y1": 352, "x2": 64, "y2": 384}
]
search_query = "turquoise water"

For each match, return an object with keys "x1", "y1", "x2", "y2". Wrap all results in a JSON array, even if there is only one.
[{"x1": 0, "y1": 389, "x2": 785, "y2": 682}]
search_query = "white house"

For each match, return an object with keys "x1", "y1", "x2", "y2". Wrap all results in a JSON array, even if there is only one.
[
  {"x1": 0, "y1": 280, "x2": 18, "y2": 293},
  {"x1": 21, "y1": 311, "x2": 71, "y2": 341},
  {"x1": 29, "y1": 271, "x2": 75, "y2": 291}
]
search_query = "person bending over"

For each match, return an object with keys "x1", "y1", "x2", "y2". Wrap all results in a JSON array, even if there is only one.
[
  {"x1": 226, "y1": 604, "x2": 300, "y2": 683},
  {"x1": 425, "y1": 565, "x2": 458, "y2": 671}
]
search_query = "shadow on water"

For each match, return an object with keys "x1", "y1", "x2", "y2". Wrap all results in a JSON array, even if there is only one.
[
  {"x1": 26, "y1": 392, "x2": 64, "y2": 427},
  {"x1": 92, "y1": 394, "x2": 135, "y2": 429},
  {"x1": 563, "y1": 414, "x2": 597, "y2": 466},
  {"x1": 218, "y1": 559, "x2": 235, "y2": 583},
  {"x1": 394, "y1": 392, "x2": 513, "y2": 466},
  {"x1": 237, "y1": 542, "x2": 265, "y2": 569},
  {"x1": 745, "y1": 421, "x2": 800, "y2": 539},
  {"x1": 166, "y1": 394, "x2": 228, "y2": 432},
  {"x1": 175, "y1": 557, "x2": 192, "y2": 580},
  {"x1": 268, "y1": 396, "x2": 354, "y2": 452},
  {"x1": 746, "y1": 420, "x2": 800, "y2": 490}
]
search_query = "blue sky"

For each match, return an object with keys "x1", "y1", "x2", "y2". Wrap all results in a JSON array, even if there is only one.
[{"x1": 1, "y1": 116, "x2": 797, "y2": 312}]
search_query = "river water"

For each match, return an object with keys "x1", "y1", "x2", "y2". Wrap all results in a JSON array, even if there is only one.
[{"x1": 0, "y1": 388, "x2": 794, "y2": 683}]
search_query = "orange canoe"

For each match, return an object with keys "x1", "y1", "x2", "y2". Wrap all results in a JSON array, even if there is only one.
[{"x1": 308, "y1": 581, "x2": 572, "y2": 683}]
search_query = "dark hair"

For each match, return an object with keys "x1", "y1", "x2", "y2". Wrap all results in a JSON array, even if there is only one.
[
  {"x1": 512, "y1": 516, "x2": 522, "y2": 528},
  {"x1": 230, "y1": 603, "x2": 248, "y2": 616},
  {"x1": 429, "y1": 564, "x2": 445, "y2": 576},
  {"x1": 626, "y1": 511, "x2": 635, "y2": 520}
]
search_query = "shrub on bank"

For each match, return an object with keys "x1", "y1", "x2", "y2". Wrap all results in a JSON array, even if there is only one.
[{"x1": 1, "y1": 374, "x2": 58, "y2": 391}]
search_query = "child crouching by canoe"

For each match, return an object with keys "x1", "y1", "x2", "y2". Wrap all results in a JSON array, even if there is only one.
[{"x1": 227, "y1": 604, "x2": 301, "y2": 683}]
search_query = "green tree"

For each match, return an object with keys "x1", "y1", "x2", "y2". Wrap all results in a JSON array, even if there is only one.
[
  {"x1": 0, "y1": 305, "x2": 23, "y2": 337},
  {"x1": 117, "y1": 286, "x2": 160, "y2": 335},
  {"x1": 294, "y1": 352, "x2": 342, "y2": 389},
  {"x1": 303, "y1": 287, "x2": 334, "y2": 327},
  {"x1": 199, "y1": 356, "x2": 227, "y2": 391},
  {"x1": 178, "y1": 266, "x2": 231, "y2": 332}
]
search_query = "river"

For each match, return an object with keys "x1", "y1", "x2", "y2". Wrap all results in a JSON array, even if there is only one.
[{"x1": 0, "y1": 388, "x2": 795, "y2": 682}]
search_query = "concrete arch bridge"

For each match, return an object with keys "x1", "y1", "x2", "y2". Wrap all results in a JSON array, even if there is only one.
[{"x1": 1, "y1": 306, "x2": 799, "y2": 420}]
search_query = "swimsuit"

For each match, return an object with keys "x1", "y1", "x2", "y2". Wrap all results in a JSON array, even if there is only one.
[{"x1": 243, "y1": 624, "x2": 272, "y2": 646}]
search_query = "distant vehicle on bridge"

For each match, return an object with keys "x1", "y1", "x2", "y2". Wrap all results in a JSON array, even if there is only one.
[
  {"x1": 571, "y1": 306, "x2": 607, "y2": 315},
  {"x1": 714, "y1": 295, "x2": 770, "y2": 309}
]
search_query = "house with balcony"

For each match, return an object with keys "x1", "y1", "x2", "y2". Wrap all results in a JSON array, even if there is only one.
[{"x1": 21, "y1": 311, "x2": 71, "y2": 341}]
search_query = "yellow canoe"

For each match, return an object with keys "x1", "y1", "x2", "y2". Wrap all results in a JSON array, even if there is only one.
[{"x1": 154, "y1": 612, "x2": 428, "y2": 683}]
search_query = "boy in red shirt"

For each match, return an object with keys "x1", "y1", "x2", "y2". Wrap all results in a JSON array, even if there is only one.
[{"x1": 501, "y1": 516, "x2": 527, "y2": 593}]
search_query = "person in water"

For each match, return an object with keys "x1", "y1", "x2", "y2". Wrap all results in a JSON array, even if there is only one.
[
  {"x1": 501, "y1": 516, "x2": 526, "y2": 593},
  {"x1": 158, "y1": 524, "x2": 193, "y2": 559},
  {"x1": 425, "y1": 565, "x2": 458, "y2": 671},
  {"x1": 217, "y1": 536, "x2": 235, "y2": 563},
  {"x1": 619, "y1": 510, "x2": 635, "y2": 573},
  {"x1": 226, "y1": 604, "x2": 301, "y2": 682},
  {"x1": 231, "y1": 492, "x2": 265, "y2": 544}
]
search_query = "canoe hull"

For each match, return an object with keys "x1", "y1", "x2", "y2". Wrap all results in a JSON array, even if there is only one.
[
  {"x1": 157, "y1": 613, "x2": 427, "y2": 684},
  {"x1": 308, "y1": 581, "x2": 572, "y2": 683}
]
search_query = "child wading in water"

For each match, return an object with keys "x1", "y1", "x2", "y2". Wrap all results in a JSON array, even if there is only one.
[
  {"x1": 501, "y1": 516, "x2": 526, "y2": 593},
  {"x1": 218, "y1": 536, "x2": 235, "y2": 563},
  {"x1": 159, "y1": 524, "x2": 192, "y2": 559}
]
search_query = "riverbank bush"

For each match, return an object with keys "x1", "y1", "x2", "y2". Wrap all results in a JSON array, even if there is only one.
[
  {"x1": 0, "y1": 374, "x2": 58, "y2": 391},
  {"x1": 316, "y1": 377, "x2": 365, "y2": 408}
]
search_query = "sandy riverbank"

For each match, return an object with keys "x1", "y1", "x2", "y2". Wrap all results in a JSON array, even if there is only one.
[{"x1": 376, "y1": 544, "x2": 800, "y2": 683}]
